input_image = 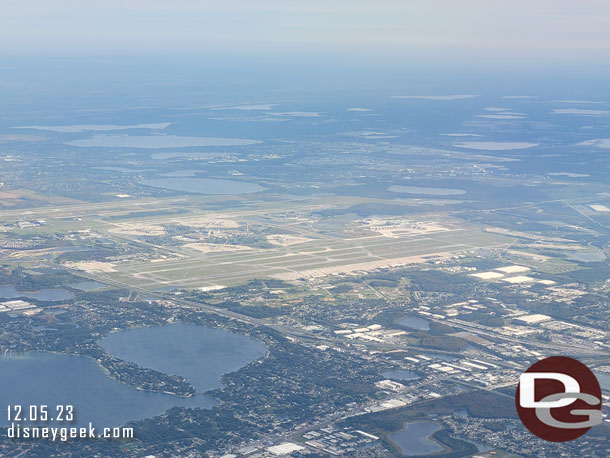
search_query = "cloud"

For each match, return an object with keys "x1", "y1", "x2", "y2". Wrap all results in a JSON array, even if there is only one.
[
  {"x1": 391, "y1": 95, "x2": 477, "y2": 100},
  {"x1": 213, "y1": 104, "x2": 277, "y2": 111},
  {"x1": 12, "y1": 122, "x2": 173, "y2": 133},
  {"x1": 2, "y1": 1, "x2": 609, "y2": 56},
  {"x1": 552, "y1": 109, "x2": 609, "y2": 115},
  {"x1": 453, "y1": 141, "x2": 538, "y2": 150},
  {"x1": 476, "y1": 113, "x2": 525, "y2": 119},
  {"x1": 440, "y1": 133, "x2": 483, "y2": 137},
  {"x1": 267, "y1": 112, "x2": 322, "y2": 117},
  {"x1": 579, "y1": 139, "x2": 610, "y2": 148},
  {"x1": 556, "y1": 100, "x2": 604, "y2": 104}
]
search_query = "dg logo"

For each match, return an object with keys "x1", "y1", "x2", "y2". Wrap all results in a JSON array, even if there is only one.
[{"x1": 516, "y1": 356, "x2": 603, "y2": 442}]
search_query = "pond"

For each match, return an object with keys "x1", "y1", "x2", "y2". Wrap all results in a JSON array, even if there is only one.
[
  {"x1": 388, "y1": 421, "x2": 444, "y2": 456},
  {"x1": 398, "y1": 316, "x2": 430, "y2": 331},
  {"x1": 67, "y1": 281, "x2": 107, "y2": 292},
  {"x1": 0, "y1": 285, "x2": 74, "y2": 301}
]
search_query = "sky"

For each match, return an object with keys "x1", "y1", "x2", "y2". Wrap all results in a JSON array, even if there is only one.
[{"x1": 1, "y1": 0, "x2": 610, "y2": 62}]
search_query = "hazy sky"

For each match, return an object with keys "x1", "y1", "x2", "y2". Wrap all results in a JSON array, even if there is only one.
[{"x1": 1, "y1": 0, "x2": 610, "y2": 60}]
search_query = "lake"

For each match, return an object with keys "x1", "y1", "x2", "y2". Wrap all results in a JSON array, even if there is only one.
[
  {"x1": 100, "y1": 323, "x2": 267, "y2": 392},
  {"x1": 0, "y1": 323, "x2": 266, "y2": 429},
  {"x1": 388, "y1": 421, "x2": 444, "y2": 456},
  {"x1": 388, "y1": 185, "x2": 465, "y2": 196},
  {"x1": 0, "y1": 352, "x2": 214, "y2": 428},
  {"x1": 398, "y1": 316, "x2": 430, "y2": 331},
  {"x1": 140, "y1": 177, "x2": 266, "y2": 195},
  {"x1": 67, "y1": 281, "x2": 108, "y2": 292},
  {"x1": 0, "y1": 285, "x2": 74, "y2": 302},
  {"x1": 67, "y1": 135, "x2": 261, "y2": 148}
]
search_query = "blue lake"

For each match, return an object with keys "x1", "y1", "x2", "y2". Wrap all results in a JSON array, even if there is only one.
[
  {"x1": 388, "y1": 421, "x2": 444, "y2": 456},
  {"x1": 139, "y1": 178, "x2": 266, "y2": 195},
  {"x1": 100, "y1": 323, "x2": 267, "y2": 392},
  {"x1": 0, "y1": 285, "x2": 74, "y2": 301},
  {"x1": 0, "y1": 352, "x2": 214, "y2": 429},
  {"x1": 0, "y1": 323, "x2": 266, "y2": 429}
]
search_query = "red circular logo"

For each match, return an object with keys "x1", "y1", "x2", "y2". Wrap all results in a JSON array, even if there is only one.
[{"x1": 515, "y1": 356, "x2": 602, "y2": 442}]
